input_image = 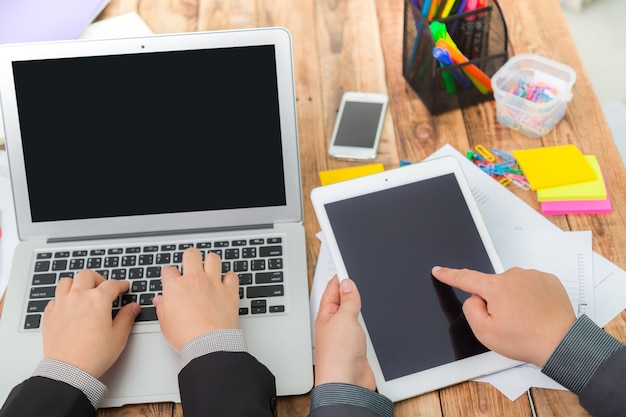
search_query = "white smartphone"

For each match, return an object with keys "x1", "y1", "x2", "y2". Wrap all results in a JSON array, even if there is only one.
[{"x1": 328, "y1": 91, "x2": 388, "y2": 160}]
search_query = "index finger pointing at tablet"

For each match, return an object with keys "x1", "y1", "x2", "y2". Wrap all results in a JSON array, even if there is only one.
[{"x1": 431, "y1": 266, "x2": 491, "y2": 296}]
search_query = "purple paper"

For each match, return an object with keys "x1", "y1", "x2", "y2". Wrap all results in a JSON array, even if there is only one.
[{"x1": 0, "y1": 0, "x2": 109, "y2": 44}]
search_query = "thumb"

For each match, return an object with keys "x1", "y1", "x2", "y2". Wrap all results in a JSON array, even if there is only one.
[
  {"x1": 113, "y1": 302, "x2": 140, "y2": 339},
  {"x1": 462, "y1": 293, "x2": 489, "y2": 324},
  {"x1": 338, "y1": 278, "x2": 361, "y2": 318}
]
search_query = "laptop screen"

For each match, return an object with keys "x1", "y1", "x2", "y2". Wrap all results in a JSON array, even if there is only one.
[{"x1": 12, "y1": 45, "x2": 287, "y2": 222}]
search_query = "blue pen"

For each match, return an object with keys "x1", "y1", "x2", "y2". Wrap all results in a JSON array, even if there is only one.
[
  {"x1": 421, "y1": 0, "x2": 433, "y2": 18},
  {"x1": 454, "y1": 0, "x2": 468, "y2": 14},
  {"x1": 432, "y1": 46, "x2": 472, "y2": 88},
  {"x1": 448, "y1": 0, "x2": 468, "y2": 35}
]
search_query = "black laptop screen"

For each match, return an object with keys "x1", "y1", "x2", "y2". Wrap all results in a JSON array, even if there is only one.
[{"x1": 12, "y1": 45, "x2": 287, "y2": 222}]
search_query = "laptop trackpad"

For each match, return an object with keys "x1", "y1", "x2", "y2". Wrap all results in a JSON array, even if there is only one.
[{"x1": 100, "y1": 331, "x2": 181, "y2": 406}]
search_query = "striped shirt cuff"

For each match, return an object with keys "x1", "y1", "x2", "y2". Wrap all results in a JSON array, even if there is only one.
[
  {"x1": 33, "y1": 359, "x2": 107, "y2": 409},
  {"x1": 180, "y1": 329, "x2": 247, "y2": 368},
  {"x1": 542, "y1": 314, "x2": 623, "y2": 394},
  {"x1": 310, "y1": 383, "x2": 393, "y2": 417}
]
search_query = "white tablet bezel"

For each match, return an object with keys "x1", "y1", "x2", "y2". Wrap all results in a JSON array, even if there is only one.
[{"x1": 311, "y1": 156, "x2": 521, "y2": 402}]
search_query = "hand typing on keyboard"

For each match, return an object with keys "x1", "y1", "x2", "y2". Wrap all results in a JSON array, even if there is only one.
[
  {"x1": 41, "y1": 270, "x2": 141, "y2": 379},
  {"x1": 152, "y1": 248, "x2": 241, "y2": 352}
]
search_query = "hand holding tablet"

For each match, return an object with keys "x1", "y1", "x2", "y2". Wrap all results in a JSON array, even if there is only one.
[{"x1": 311, "y1": 156, "x2": 521, "y2": 401}]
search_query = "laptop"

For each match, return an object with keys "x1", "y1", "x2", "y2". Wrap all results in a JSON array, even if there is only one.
[{"x1": 0, "y1": 27, "x2": 313, "y2": 407}]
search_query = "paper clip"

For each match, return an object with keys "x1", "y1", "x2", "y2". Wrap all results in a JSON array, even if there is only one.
[
  {"x1": 498, "y1": 176, "x2": 512, "y2": 187},
  {"x1": 491, "y1": 147, "x2": 515, "y2": 162},
  {"x1": 474, "y1": 145, "x2": 495, "y2": 162},
  {"x1": 511, "y1": 179, "x2": 530, "y2": 190},
  {"x1": 503, "y1": 172, "x2": 526, "y2": 182}
]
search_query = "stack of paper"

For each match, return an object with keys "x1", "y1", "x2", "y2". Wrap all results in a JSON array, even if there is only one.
[{"x1": 512, "y1": 145, "x2": 612, "y2": 215}]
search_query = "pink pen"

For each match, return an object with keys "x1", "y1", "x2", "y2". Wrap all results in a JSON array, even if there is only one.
[{"x1": 464, "y1": 0, "x2": 478, "y2": 21}]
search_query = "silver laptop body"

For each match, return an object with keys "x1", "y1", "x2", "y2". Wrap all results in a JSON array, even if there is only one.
[{"x1": 0, "y1": 27, "x2": 313, "y2": 407}]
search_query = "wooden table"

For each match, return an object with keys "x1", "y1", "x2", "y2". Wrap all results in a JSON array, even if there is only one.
[{"x1": 29, "y1": 0, "x2": 626, "y2": 416}]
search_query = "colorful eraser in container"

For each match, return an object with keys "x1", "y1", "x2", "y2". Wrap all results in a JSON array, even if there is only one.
[{"x1": 491, "y1": 53, "x2": 576, "y2": 137}]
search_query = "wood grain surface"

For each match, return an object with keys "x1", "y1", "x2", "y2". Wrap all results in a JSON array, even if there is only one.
[{"x1": 4, "y1": 1, "x2": 624, "y2": 416}]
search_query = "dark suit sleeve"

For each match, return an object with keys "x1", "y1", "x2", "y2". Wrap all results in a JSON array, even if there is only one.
[
  {"x1": 0, "y1": 376, "x2": 95, "y2": 417},
  {"x1": 578, "y1": 347, "x2": 626, "y2": 417},
  {"x1": 542, "y1": 315, "x2": 626, "y2": 417},
  {"x1": 178, "y1": 351, "x2": 277, "y2": 417},
  {"x1": 308, "y1": 383, "x2": 394, "y2": 417}
]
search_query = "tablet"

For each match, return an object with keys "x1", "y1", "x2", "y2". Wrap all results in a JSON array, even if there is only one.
[{"x1": 310, "y1": 156, "x2": 521, "y2": 402}]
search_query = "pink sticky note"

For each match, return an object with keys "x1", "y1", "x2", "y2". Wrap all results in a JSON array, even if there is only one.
[{"x1": 541, "y1": 196, "x2": 612, "y2": 215}]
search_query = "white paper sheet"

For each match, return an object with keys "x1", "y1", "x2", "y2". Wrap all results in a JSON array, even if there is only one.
[{"x1": 308, "y1": 143, "x2": 626, "y2": 400}]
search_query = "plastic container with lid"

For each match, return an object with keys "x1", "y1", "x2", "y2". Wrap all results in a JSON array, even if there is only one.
[{"x1": 491, "y1": 53, "x2": 576, "y2": 137}]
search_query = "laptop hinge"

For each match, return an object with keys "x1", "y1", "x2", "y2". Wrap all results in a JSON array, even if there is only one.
[{"x1": 47, "y1": 224, "x2": 275, "y2": 244}]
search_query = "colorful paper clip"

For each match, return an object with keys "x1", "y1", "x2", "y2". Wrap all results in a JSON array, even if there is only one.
[
  {"x1": 474, "y1": 144, "x2": 495, "y2": 162},
  {"x1": 468, "y1": 145, "x2": 529, "y2": 190}
]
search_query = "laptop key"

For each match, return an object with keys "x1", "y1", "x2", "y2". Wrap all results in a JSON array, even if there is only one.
[
  {"x1": 270, "y1": 305, "x2": 285, "y2": 313},
  {"x1": 32, "y1": 273, "x2": 56, "y2": 285},
  {"x1": 27, "y1": 300, "x2": 51, "y2": 313},
  {"x1": 30, "y1": 286, "x2": 55, "y2": 299},
  {"x1": 121, "y1": 294, "x2": 137, "y2": 305},
  {"x1": 260, "y1": 245, "x2": 282, "y2": 257},
  {"x1": 129, "y1": 267, "x2": 144, "y2": 279},
  {"x1": 242, "y1": 247, "x2": 256, "y2": 258},
  {"x1": 268, "y1": 258, "x2": 282, "y2": 269},
  {"x1": 135, "y1": 307, "x2": 158, "y2": 322},
  {"x1": 111, "y1": 269, "x2": 127, "y2": 280},
  {"x1": 96, "y1": 269, "x2": 109, "y2": 279},
  {"x1": 122, "y1": 255, "x2": 137, "y2": 266},
  {"x1": 132, "y1": 280, "x2": 147, "y2": 292},
  {"x1": 69, "y1": 258, "x2": 85, "y2": 270},
  {"x1": 246, "y1": 285, "x2": 284, "y2": 298},
  {"x1": 233, "y1": 261, "x2": 248, "y2": 272},
  {"x1": 138, "y1": 254, "x2": 154, "y2": 265},
  {"x1": 87, "y1": 257, "x2": 102, "y2": 269},
  {"x1": 24, "y1": 314, "x2": 42, "y2": 329},
  {"x1": 104, "y1": 256, "x2": 119, "y2": 268},
  {"x1": 34, "y1": 261, "x2": 50, "y2": 272},
  {"x1": 146, "y1": 266, "x2": 161, "y2": 278},
  {"x1": 239, "y1": 273, "x2": 253, "y2": 285},
  {"x1": 251, "y1": 300, "x2": 267, "y2": 314},
  {"x1": 149, "y1": 279, "x2": 162, "y2": 292},
  {"x1": 156, "y1": 253, "x2": 171, "y2": 264},
  {"x1": 256, "y1": 271, "x2": 283, "y2": 284},
  {"x1": 139, "y1": 293, "x2": 155, "y2": 305},
  {"x1": 51, "y1": 260, "x2": 67, "y2": 271},
  {"x1": 251, "y1": 260, "x2": 265, "y2": 270}
]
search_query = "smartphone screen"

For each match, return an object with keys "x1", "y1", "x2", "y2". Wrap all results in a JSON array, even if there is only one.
[
  {"x1": 333, "y1": 101, "x2": 385, "y2": 148},
  {"x1": 329, "y1": 92, "x2": 387, "y2": 160}
]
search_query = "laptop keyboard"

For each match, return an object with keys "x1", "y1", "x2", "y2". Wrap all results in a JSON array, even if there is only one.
[{"x1": 24, "y1": 236, "x2": 287, "y2": 330}]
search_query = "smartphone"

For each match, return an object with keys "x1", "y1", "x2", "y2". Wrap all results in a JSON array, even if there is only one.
[{"x1": 328, "y1": 91, "x2": 388, "y2": 161}]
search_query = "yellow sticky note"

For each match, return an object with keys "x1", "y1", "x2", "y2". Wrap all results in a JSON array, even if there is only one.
[
  {"x1": 319, "y1": 164, "x2": 384, "y2": 186},
  {"x1": 512, "y1": 145, "x2": 596, "y2": 190},
  {"x1": 536, "y1": 155, "x2": 606, "y2": 201}
]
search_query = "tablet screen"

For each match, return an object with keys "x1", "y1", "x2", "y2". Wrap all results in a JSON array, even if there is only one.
[{"x1": 323, "y1": 173, "x2": 494, "y2": 381}]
